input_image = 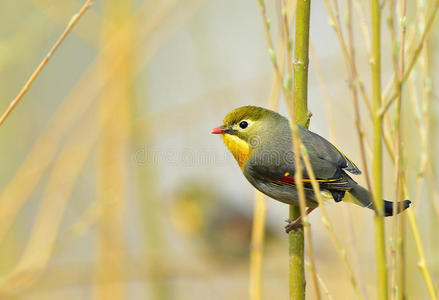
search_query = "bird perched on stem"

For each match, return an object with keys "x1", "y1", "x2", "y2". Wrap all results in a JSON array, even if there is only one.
[{"x1": 212, "y1": 106, "x2": 410, "y2": 233}]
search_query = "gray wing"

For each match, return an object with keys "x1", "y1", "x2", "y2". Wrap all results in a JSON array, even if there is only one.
[
  {"x1": 298, "y1": 125, "x2": 361, "y2": 179},
  {"x1": 244, "y1": 121, "x2": 360, "y2": 184},
  {"x1": 243, "y1": 124, "x2": 360, "y2": 204}
]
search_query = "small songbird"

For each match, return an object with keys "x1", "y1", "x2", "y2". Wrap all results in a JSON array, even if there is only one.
[{"x1": 212, "y1": 106, "x2": 410, "y2": 232}]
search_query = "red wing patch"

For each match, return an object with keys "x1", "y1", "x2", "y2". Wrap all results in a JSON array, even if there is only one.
[{"x1": 278, "y1": 176, "x2": 296, "y2": 184}]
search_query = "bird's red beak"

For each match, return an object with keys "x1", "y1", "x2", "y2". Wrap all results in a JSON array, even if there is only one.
[{"x1": 211, "y1": 126, "x2": 225, "y2": 134}]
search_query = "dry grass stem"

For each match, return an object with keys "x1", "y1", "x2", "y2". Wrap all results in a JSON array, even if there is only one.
[
  {"x1": 323, "y1": 0, "x2": 373, "y2": 117},
  {"x1": 310, "y1": 39, "x2": 369, "y2": 299},
  {"x1": 0, "y1": 0, "x2": 93, "y2": 127},
  {"x1": 249, "y1": 191, "x2": 267, "y2": 300},
  {"x1": 380, "y1": 0, "x2": 439, "y2": 115},
  {"x1": 386, "y1": 0, "x2": 407, "y2": 298},
  {"x1": 0, "y1": 0, "x2": 199, "y2": 246},
  {"x1": 299, "y1": 144, "x2": 367, "y2": 300}
]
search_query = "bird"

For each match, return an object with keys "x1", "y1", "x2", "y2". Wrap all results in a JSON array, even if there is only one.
[{"x1": 211, "y1": 106, "x2": 411, "y2": 233}]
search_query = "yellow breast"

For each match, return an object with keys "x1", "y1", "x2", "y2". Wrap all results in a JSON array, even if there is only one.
[{"x1": 222, "y1": 134, "x2": 251, "y2": 168}]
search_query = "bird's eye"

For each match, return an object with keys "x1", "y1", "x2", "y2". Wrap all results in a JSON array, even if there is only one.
[{"x1": 239, "y1": 121, "x2": 248, "y2": 129}]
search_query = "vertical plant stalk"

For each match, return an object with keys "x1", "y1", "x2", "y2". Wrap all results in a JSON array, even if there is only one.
[
  {"x1": 299, "y1": 145, "x2": 367, "y2": 300},
  {"x1": 0, "y1": 108, "x2": 105, "y2": 296},
  {"x1": 323, "y1": 0, "x2": 373, "y2": 117},
  {"x1": 133, "y1": 139, "x2": 171, "y2": 300},
  {"x1": 257, "y1": 1, "x2": 320, "y2": 298},
  {"x1": 130, "y1": 20, "x2": 171, "y2": 300},
  {"x1": 373, "y1": 1, "x2": 439, "y2": 297},
  {"x1": 370, "y1": 0, "x2": 388, "y2": 299},
  {"x1": 325, "y1": 0, "x2": 438, "y2": 297},
  {"x1": 382, "y1": 2, "x2": 439, "y2": 298},
  {"x1": 381, "y1": 0, "x2": 439, "y2": 111},
  {"x1": 289, "y1": 0, "x2": 319, "y2": 299},
  {"x1": 387, "y1": 0, "x2": 407, "y2": 299},
  {"x1": 310, "y1": 42, "x2": 368, "y2": 300},
  {"x1": 390, "y1": 78, "x2": 438, "y2": 299},
  {"x1": 249, "y1": 5, "x2": 298, "y2": 295},
  {"x1": 344, "y1": 7, "x2": 378, "y2": 297},
  {"x1": 291, "y1": 0, "x2": 310, "y2": 127},
  {"x1": 419, "y1": 1, "x2": 439, "y2": 295},
  {"x1": 250, "y1": 191, "x2": 267, "y2": 300},
  {"x1": 95, "y1": 1, "x2": 131, "y2": 299},
  {"x1": 406, "y1": 208, "x2": 439, "y2": 299}
]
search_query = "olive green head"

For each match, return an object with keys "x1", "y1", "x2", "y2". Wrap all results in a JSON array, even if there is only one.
[
  {"x1": 212, "y1": 106, "x2": 276, "y2": 142},
  {"x1": 212, "y1": 106, "x2": 285, "y2": 167}
]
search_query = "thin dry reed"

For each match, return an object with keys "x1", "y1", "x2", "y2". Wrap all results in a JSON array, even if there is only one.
[
  {"x1": 0, "y1": 0, "x2": 93, "y2": 127},
  {"x1": 322, "y1": 0, "x2": 439, "y2": 298},
  {"x1": 94, "y1": 1, "x2": 132, "y2": 298}
]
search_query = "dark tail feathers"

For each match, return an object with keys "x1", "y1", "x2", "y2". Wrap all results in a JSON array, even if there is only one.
[
  {"x1": 384, "y1": 200, "x2": 411, "y2": 216},
  {"x1": 347, "y1": 183, "x2": 411, "y2": 216}
]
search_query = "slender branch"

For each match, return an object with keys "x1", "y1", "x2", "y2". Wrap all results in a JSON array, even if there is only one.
[
  {"x1": 406, "y1": 208, "x2": 438, "y2": 299},
  {"x1": 257, "y1": 2, "x2": 313, "y2": 299},
  {"x1": 249, "y1": 4, "x2": 298, "y2": 298},
  {"x1": 0, "y1": 109, "x2": 100, "y2": 296},
  {"x1": 323, "y1": 0, "x2": 373, "y2": 117},
  {"x1": 387, "y1": 0, "x2": 407, "y2": 298},
  {"x1": 347, "y1": 0, "x2": 374, "y2": 204},
  {"x1": 377, "y1": 2, "x2": 439, "y2": 297},
  {"x1": 338, "y1": 0, "x2": 439, "y2": 294},
  {"x1": 353, "y1": 0, "x2": 371, "y2": 57},
  {"x1": 249, "y1": 191, "x2": 266, "y2": 300},
  {"x1": 344, "y1": 1, "x2": 376, "y2": 297},
  {"x1": 267, "y1": 0, "x2": 297, "y2": 110},
  {"x1": 426, "y1": 164, "x2": 439, "y2": 217},
  {"x1": 310, "y1": 41, "x2": 368, "y2": 300},
  {"x1": 381, "y1": 75, "x2": 439, "y2": 300},
  {"x1": 249, "y1": 6, "x2": 294, "y2": 300},
  {"x1": 380, "y1": 0, "x2": 439, "y2": 116},
  {"x1": 371, "y1": 1, "x2": 388, "y2": 299},
  {"x1": 323, "y1": 0, "x2": 438, "y2": 297},
  {"x1": 0, "y1": 0, "x2": 93, "y2": 127},
  {"x1": 0, "y1": 0, "x2": 194, "y2": 246},
  {"x1": 306, "y1": 262, "x2": 334, "y2": 300},
  {"x1": 257, "y1": 0, "x2": 288, "y2": 99},
  {"x1": 408, "y1": 77, "x2": 428, "y2": 207},
  {"x1": 397, "y1": 2, "x2": 407, "y2": 299},
  {"x1": 299, "y1": 144, "x2": 366, "y2": 300},
  {"x1": 286, "y1": 0, "x2": 317, "y2": 298}
]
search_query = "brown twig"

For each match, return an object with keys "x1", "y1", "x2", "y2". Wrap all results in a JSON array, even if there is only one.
[
  {"x1": 323, "y1": 0, "x2": 373, "y2": 118},
  {"x1": 0, "y1": 0, "x2": 93, "y2": 127}
]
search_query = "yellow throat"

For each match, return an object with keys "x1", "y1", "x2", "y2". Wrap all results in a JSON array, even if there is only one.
[{"x1": 222, "y1": 134, "x2": 251, "y2": 168}]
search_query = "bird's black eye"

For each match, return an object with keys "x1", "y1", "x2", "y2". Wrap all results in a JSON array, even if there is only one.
[{"x1": 239, "y1": 121, "x2": 248, "y2": 129}]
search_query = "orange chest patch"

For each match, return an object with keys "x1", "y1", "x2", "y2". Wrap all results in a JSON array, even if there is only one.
[{"x1": 222, "y1": 134, "x2": 251, "y2": 168}]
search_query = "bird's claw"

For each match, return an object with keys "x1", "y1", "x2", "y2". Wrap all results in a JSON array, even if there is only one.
[{"x1": 284, "y1": 219, "x2": 303, "y2": 233}]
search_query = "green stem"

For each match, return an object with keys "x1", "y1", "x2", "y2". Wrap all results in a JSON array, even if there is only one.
[
  {"x1": 289, "y1": 206, "x2": 305, "y2": 300},
  {"x1": 293, "y1": 0, "x2": 310, "y2": 127},
  {"x1": 289, "y1": 1, "x2": 311, "y2": 300},
  {"x1": 371, "y1": 0, "x2": 388, "y2": 299}
]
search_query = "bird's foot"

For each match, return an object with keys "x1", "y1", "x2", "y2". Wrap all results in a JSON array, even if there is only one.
[
  {"x1": 283, "y1": 207, "x2": 316, "y2": 233},
  {"x1": 284, "y1": 217, "x2": 303, "y2": 233}
]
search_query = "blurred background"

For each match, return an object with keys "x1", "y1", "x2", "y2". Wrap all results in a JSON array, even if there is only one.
[{"x1": 0, "y1": 0, "x2": 438, "y2": 299}]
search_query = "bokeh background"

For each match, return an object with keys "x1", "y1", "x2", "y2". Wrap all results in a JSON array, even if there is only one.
[{"x1": 0, "y1": 0, "x2": 438, "y2": 299}]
